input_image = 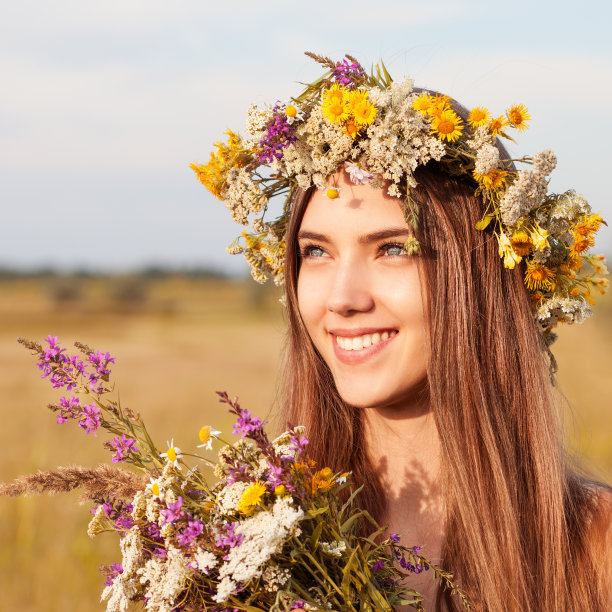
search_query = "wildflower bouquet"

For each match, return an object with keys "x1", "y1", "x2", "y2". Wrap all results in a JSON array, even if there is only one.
[{"x1": 2, "y1": 336, "x2": 470, "y2": 612}]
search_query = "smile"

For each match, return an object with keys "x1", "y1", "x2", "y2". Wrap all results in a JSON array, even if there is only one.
[{"x1": 335, "y1": 330, "x2": 397, "y2": 351}]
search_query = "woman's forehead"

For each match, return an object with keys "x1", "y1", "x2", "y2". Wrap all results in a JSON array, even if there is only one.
[{"x1": 300, "y1": 183, "x2": 410, "y2": 234}]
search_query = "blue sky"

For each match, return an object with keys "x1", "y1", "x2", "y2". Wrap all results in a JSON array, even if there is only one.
[{"x1": 1, "y1": 0, "x2": 610, "y2": 273}]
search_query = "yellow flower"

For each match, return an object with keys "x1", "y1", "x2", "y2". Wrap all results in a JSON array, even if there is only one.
[
  {"x1": 498, "y1": 232, "x2": 522, "y2": 269},
  {"x1": 348, "y1": 91, "x2": 377, "y2": 126},
  {"x1": 311, "y1": 467, "x2": 334, "y2": 494},
  {"x1": 506, "y1": 104, "x2": 530, "y2": 131},
  {"x1": 468, "y1": 106, "x2": 491, "y2": 127},
  {"x1": 570, "y1": 234, "x2": 595, "y2": 256},
  {"x1": 344, "y1": 119, "x2": 360, "y2": 139},
  {"x1": 574, "y1": 213, "x2": 604, "y2": 237},
  {"x1": 524, "y1": 261, "x2": 556, "y2": 291},
  {"x1": 238, "y1": 481, "x2": 267, "y2": 515},
  {"x1": 285, "y1": 105, "x2": 297, "y2": 118},
  {"x1": 570, "y1": 287, "x2": 581, "y2": 297},
  {"x1": 530, "y1": 225, "x2": 550, "y2": 251},
  {"x1": 510, "y1": 230, "x2": 533, "y2": 257},
  {"x1": 160, "y1": 439, "x2": 183, "y2": 468},
  {"x1": 489, "y1": 115, "x2": 508, "y2": 137},
  {"x1": 429, "y1": 94, "x2": 451, "y2": 116},
  {"x1": 197, "y1": 425, "x2": 221, "y2": 451},
  {"x1": 274, "y1": 485, "x2": 288, "y2": 497},
  {"x1": 323, "y1": 84, "x2": 346, "y2": 105},
  {"x1": 322, "y1": 98, "x2": 349, "y2": 123},
  {"x1": 326, "y1": 188, "x2": 340, "y2": 199},
  {"x1": 190, "y1": 129, "x2": 250, "y2": 200},
  {"x1": 412, "y1": 93, "x2": 434, "y2": 114},
  {"x1": 431, "y1": 109, "x2": 463, "y2": 142},
  {"x1": 568, "y1": 254, "x2": 585, "y2": 271},
  {"x1": 473, "y1": 168, "x2": 508, "y2": 190},
  {"x1": 321, "y1": 85, "x2": 350, "y2": 123}
]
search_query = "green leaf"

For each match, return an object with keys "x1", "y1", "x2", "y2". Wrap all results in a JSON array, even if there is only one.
[
  {"x1": 475, "y1": 213, "x2": 495, "y2": 231},
  {"x1": 309, "y1": 520, "x2": 323, "y2": 550},
  {"x1": 305, "y1": 506, "x2": 329, "y2": 519}
]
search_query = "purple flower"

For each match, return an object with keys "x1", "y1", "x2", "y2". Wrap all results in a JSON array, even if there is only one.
[
  {"x1": 265, "y1": 463, "x2": 284, "y2": 488},
  {"x1": 161, "y1": 496, "x2": 184, "y2": 525},
  {"x1": 103, "y1": 563, "x2": 123, "y2": 586},
  {"x1": 412, "y1": 545, "x2": 422, "y2": 554},
  {"x1": 389, "y1": 533, "x2": 401, "y2": 544},
  {"x1": 110, "y1": 434, "x2": 139, "y2": 463},
  {"x1": 79, "y1": 403, "x2": 102, "y2": 435},
  {"x1": 95, "y1": 498, "x2": 134, "y2": 535},
  {"x1": 289, "y1": 433, "x2": 309, "y2": 455},
  {"x1": 371, "y1": 560, "x2": 386, "y2": 571},
  {"x1": 400, "y1": 557, "x2": 423, "y2": 574},
  {"x1": 256, "y1": 104, "x2": 297, "y2": 164},
  {"x1": 291, "y1": 602, "x2": 305, "y2": 610},
  {"x1": 56, "y1": 395, "x2": 81, "y2": 424},
  {"x1": 332, "y1": 59, "x2": 365, "y2": 87},
  {"x1": 176, "y1": 517, "x2": 204, "y2": 547},
  {"x1": 232, "y1": 409, "x2": 264, "y2": 438},
  {"x1": 215, "y1": 522, "x2": 244, "y2": 553}
]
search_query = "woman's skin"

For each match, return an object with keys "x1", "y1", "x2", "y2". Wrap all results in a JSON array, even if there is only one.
[{"x1": 297, "y1": 170, "x2": 444, "y2": 603}]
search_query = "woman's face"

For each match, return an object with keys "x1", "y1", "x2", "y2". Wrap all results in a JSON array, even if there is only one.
[{"x1": 297, "y1": 171, "x2": 428, "y2": 410}]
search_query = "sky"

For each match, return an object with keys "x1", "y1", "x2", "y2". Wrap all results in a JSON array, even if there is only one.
[{"x1": 2, "y1": 0, "x2": 611, "y2": 275}]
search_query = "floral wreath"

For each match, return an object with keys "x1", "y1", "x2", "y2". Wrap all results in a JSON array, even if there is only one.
[{"x1": 191, "y1": 51, "x2": 608, "y2": 342}]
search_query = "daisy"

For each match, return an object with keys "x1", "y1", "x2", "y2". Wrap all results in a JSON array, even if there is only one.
[
  {"x1": 197, "y1": 425, "x2": 221, "y2": 451},
  {"x1": 160, "y1": 438, "x2": 183, "y2": 468},
  {"x1": 284, "y1": 104, "x2": 304, "y2": 125},
  {"x1": 147, "y1": 477, "x2": 164, "y2": 499}
]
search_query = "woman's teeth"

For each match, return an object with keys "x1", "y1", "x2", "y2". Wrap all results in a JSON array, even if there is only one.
[{"x1": 335, "y1": 330, "x2": 397, "y2": 351}]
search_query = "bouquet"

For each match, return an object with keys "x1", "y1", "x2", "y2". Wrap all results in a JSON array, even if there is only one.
[{"x1": 1, "y1": 336, "x2": 470, "y2": 611}]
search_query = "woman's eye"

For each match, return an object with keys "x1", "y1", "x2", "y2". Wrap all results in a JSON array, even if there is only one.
[
  {"x1": 302, "y1": 245, "x2": 326, "y2": 258},
  {"x1": 381, "y1": 243, "x2": 405, "y2": 257}
]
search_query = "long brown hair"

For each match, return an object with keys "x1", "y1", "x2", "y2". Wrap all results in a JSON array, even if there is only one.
[{"x1": 276, "y1": 163, "x2": 608, "y2": 610}]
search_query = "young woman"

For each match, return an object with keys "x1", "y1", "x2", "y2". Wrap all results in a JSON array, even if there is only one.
[
  {"x1": 278, "y1": 165, "x2": 612, "y2": 610},
  {"x1": 193, "y1": 53, "x2": 611, "y2": 610}
]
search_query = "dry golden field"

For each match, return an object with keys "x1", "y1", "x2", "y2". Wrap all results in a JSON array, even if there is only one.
[{"x1": 0, "y1": 274, "x2": 610, "y2": 611}]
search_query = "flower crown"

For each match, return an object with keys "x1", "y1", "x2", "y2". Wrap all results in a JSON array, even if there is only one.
[{"x1": 192, "y1": 52, "x2": 608, "y2": 341}]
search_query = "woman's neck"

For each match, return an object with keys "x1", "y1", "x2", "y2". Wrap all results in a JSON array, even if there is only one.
[{"x1": 363, "y1": 396, "x2": 444, "y2": 561}]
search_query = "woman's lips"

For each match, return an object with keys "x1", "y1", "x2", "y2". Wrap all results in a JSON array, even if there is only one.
[{"x1": 329, "y1": 328, "x2": 398, "y2": 364}]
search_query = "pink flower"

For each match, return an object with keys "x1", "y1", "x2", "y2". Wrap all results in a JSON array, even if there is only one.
[{"x1": 345, "y1": 161, "x2": 373, "y2": 185}]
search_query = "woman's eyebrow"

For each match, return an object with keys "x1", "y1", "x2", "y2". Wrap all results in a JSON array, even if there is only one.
[
  {"x1": 359, "y1": 228, "x2": 411, "y2": 243},
  {"x1": 298, "y1": 228, "x2": 411, "y2": 243},
  {"x1": 297, "y1": 230, "x2": 329, "y2": 241}
]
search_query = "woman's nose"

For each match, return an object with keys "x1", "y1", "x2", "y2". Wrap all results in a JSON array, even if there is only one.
[{"x1": 325, "y1": 262, "x2": 375, "y2": 316}]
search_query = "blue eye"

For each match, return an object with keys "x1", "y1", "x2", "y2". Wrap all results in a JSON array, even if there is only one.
[
  {"x1": 381, "y1": 243, "x2": 405, "y2": 256},
  {"x1": 302, "y1": 245, "x2": 325, "y2": 258}
]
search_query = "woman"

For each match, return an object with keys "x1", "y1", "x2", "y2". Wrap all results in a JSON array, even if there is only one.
[{"x1": 193, "y1": 52, "x2": 611, "y2": 610}]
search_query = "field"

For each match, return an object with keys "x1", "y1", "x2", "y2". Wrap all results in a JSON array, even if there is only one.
[{"x1": 0, "y1": 274, "x2": 610, "y2": 611}]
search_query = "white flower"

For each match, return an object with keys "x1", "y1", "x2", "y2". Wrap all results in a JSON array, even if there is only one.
[
  {"x1": 160, "y1": 439, "x2": 183, "y2": 468},
  {"x1": 197, "y1": 426, "x2": 222, "y2": 451},
  {"x1": 146, "y1": 477, "x2": 164, "y2": 500},
  {"x1": 344, "y1": 161, "x2": 373, "y2": 185},
  {"x1": 284, "y1": 103, "x2": 304, "y2": 125}
]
